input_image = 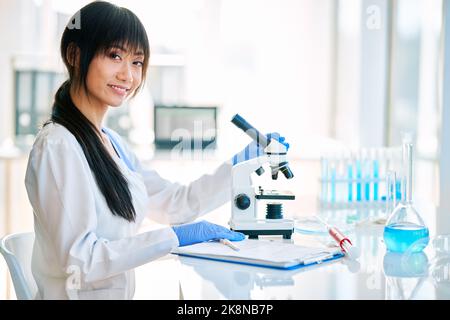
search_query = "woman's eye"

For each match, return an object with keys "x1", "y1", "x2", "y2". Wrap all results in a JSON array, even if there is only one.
[
  {"x1": 109, "y1": 53, "x2": 121, "y2": 60},
  {"x1": 134, "y1": 61, "x2": 144, "y2": 67}
]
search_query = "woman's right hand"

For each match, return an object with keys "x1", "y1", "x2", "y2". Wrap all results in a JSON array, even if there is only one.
[{"x1": 172, "y1": 220, "x2": 245, "y2": 247}]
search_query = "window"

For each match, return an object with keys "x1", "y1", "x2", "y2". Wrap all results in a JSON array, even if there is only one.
[
  {"x1": 387, "y1": 0, "x2": 443, "y2": 206},
  {"x1": 15, "y1": 70, "x2": 65, "y2": 140},
  {"x1": 388, "y1": 0, "x2": 443, "y2": 158}
]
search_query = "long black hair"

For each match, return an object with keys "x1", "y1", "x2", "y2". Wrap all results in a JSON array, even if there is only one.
[{"x1": 47, "y1": 1, "x2": 150, "y2": 222}]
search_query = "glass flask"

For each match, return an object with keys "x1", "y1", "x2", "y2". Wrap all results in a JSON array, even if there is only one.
[{"x1": 383, "y1": 143, "x2": 429, "y2": 253}]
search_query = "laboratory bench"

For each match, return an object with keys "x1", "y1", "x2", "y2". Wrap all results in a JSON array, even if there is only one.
[{"x1": 134, "y1": 203, "x2": 450, "y2": 300}]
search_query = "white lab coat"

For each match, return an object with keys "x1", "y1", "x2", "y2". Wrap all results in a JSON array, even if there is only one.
[{"x1": 24, "y1": 123, "x2": 232, "y2": 300}]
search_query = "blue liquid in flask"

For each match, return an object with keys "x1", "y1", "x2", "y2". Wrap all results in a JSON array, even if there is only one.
[{"x1": 384, "y1": 223, "x2": 429, "y2": 253}]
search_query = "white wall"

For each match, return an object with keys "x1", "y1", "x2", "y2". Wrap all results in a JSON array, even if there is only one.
[
  {"x1": 113, "y1": 0, "x2": 335, "y2": 159},
  {"x1": 218, "y1": 0, "x2": 335, "y2": 158}
]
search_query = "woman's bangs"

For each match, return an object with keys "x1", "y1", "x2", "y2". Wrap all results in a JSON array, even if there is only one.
[{"x1": 96, "y1": 9, "x2": 149, "y2": 59}]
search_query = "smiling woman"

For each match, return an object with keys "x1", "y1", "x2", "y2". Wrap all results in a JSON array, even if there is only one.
[
  {"x1": 49, "y1": 1, "x2": 150, "y2": 223},
  {"x1": 23, "y1": 0, "x2": 246, "y2": 300}
]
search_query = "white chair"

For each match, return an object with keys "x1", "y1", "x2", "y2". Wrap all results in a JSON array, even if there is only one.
[{"x1": 0, "y1": 232, "x2": 37, "y2": 300}]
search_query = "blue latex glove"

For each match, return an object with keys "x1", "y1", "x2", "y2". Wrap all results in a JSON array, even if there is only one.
[
  {"x1": 172, "y1": 220, "x2": 246, "y2": 247},
  {"x1": 232, "y1": 132, "x2": 290, "y2": 165}
]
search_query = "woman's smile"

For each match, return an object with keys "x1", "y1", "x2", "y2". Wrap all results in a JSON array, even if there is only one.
[{"x1": 108, "y1": 84, "x2": 131, "y2": 97}]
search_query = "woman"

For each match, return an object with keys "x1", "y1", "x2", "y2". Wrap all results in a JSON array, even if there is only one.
[{"x1": 25, "y1": 1, "x2": 288, "y2": 300}]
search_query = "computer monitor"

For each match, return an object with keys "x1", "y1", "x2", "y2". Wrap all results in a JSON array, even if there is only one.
[{"x1": 153, "y1": 105, "x2": 217, "y2": 149}]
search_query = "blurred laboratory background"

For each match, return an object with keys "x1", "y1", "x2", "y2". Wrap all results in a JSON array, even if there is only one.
[{"x1": 1, "y1": 0, "x2": 450, "y2": 299}]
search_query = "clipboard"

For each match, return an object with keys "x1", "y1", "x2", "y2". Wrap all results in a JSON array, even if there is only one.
[{"x1": 171, "y1": 239, "x2": 344, "y2": 270}]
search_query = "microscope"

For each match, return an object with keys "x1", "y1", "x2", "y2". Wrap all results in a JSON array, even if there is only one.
[{"x1": 229, "y1": 114, "x2": 295, "y2": 239}]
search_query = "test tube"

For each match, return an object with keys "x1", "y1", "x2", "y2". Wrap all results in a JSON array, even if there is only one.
[
  {"x1": 330, "y1": 159, "x2": 336, "y2": 203},
  {"x1": 385, "y1": 170, "x2": 397, "y2": 216},
  {"x1": 385, "y1": 147, "x2": 394, "y2": 177},
  {"x1": 347, "y1": 151, "x2": 354, "y2": 202},
  {"x1": 362, "y1": 149, "x2": 371, "y2": 202},
  {"x1": 356, "y1": 151, "x2": 362, "y2": 202},
  {"x1": 372, "y1": 149, "x2": 379, "y2": 201},
  {"x1": 336, "y1": 151, "x2": 346, "y2": 203},
  {"x1": 321, "y1": 155, "x2": 328, "y2": 203},
  {"x1": 378, "y1": 147, "x2": 388, "y2": 201}
]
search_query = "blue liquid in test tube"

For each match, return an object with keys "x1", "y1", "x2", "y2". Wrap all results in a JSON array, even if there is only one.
[
  {"x1": 365, "y1": 165, "x2": 370, "y2": 202},
  {"x1": 356, "y1": 160, "x2": 362, "y2": 201},
  {"x1": 363, "y1": 149, "x2": 371, "y2": 201},
  {"x1": 347, "y1": 163, "x2": 353, "y2": 202},
  {"x1": 396, "y1": 180, "x2": 402, "y2": 200}
]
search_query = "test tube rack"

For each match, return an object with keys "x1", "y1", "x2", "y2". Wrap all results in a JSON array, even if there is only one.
[{"x1": 319, "y1": 146, "x2": 403, "y2": 209}]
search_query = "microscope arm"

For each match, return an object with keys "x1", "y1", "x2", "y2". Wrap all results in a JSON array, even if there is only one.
[{"x1": 231, "y1": 155, "x2": 270, "y2": 188}]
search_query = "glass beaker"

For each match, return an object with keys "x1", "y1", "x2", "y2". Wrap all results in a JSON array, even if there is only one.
[{"x1": 383, "y1": 143, "x2": 429, "y2": 253}]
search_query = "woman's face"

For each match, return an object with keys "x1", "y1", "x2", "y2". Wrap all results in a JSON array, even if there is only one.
[{"x1": 85, "y1": 46, "x2": 145, "y2": 107}]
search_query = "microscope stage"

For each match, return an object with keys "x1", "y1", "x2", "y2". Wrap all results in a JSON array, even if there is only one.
[{"x1": 255, "y1": 189, "x2": 295, "y2": 200}]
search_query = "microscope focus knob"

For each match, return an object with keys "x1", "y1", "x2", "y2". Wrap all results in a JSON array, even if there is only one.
[{"x1": 235, "y1": 194, "x2": 251, "y2": 210}]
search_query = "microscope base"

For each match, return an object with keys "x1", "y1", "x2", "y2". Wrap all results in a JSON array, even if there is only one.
[
  {"x1": 229, "y1": 220, "x2": 294, "y2": 239},
  {"x1": 235, "y1": 229, "x2": 293, "y2": 239}
]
